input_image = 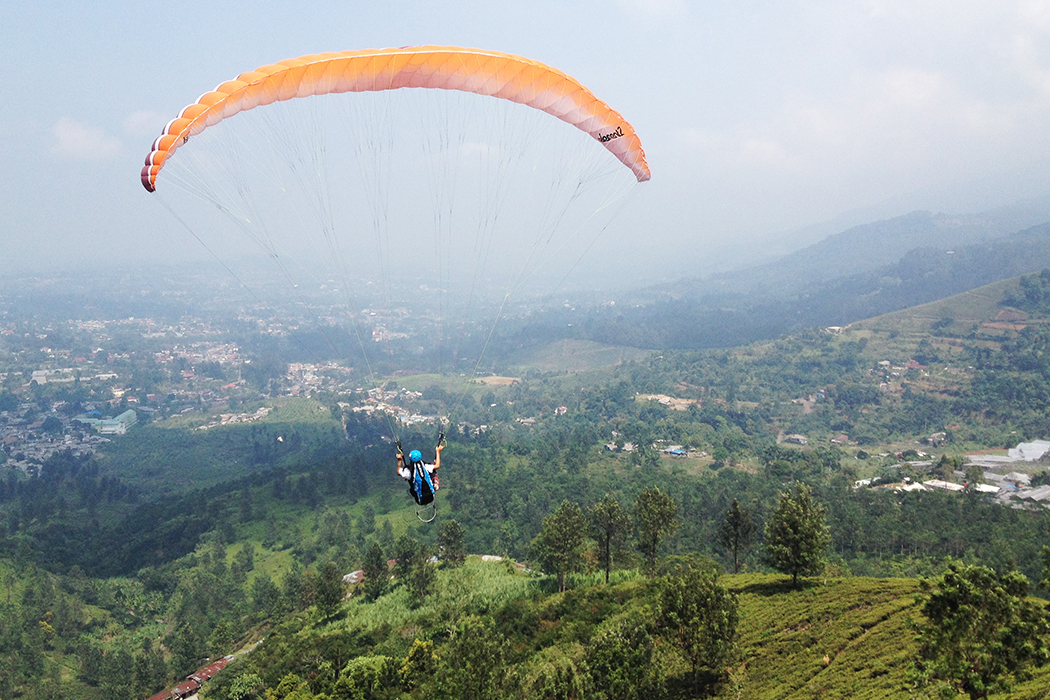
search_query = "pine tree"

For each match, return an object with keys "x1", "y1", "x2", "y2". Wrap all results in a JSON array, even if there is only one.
[
  {"x1": 362, "y1": 541, "x2": 388, "y2": 601},
  {"x1": 531, "y1": 500, "x2": 587, "y2": 592},
  {"x1": 635, "y1": 487, "x2": 680, "y2": 577},
  {"x1": 393, "y1": 534, "x2": 419, "y2": 584},
  {"x1": 407, "y1": 544, "x2": 436, "y2": 606},
  {"x1": 717, "y1": 498, "x2": 755, "y2": 574},
  {"x1": 438, "y1": 519, "x2": 466, "y2": 567},
  {"x1": 764, "y1": 483, "x2": 830, "y2": 587},
  {"x1": 315, "y1": 560, "x2": 346, "y2": 620},
  {"x1": 590, "y1": 494, "x2": 631, "y2": 584}
]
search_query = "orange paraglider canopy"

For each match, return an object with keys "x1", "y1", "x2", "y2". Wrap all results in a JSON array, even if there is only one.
[{"x1": 141, "y1": 46, "x2": 650, "y2": 191}]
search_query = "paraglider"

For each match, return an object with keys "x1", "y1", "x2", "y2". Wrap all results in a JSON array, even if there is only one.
[
  {"x1": 141, "y1": 46, "x2": 649, "y2": 521},
  {"x1": 142, "y1": 46, "x2": 650, "y2": 192},
  {"x1": 396, "y1": 437, "x2": 444, "y2": 523}
]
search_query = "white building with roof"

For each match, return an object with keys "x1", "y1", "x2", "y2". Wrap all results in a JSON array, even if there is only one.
[{"x1": 1008, "y1": 440, "x2": 1050, "y2": 461}]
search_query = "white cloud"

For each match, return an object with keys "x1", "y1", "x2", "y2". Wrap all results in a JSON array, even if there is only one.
[
  {"x1": 51, "y1": 118, "x2": 123, "y2": 160},
  {"x1": 123, "y1": 110, "x2": 167, "y2": 139}
]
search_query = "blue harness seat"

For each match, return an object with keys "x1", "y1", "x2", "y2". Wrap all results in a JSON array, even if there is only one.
[{"x1": 411, "y1": 461, "x2": 436, "y2": 506}]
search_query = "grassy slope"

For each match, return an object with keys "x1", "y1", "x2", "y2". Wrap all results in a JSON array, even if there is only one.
[
  {"x1": 851, "y1": 277, "x2": 1020, "y2": 334},
  {"x1": 263, "y1": 562, "x2": 1050, "y2": 699},
  {"x1": 725, "y1": 574, "x2": 921, "y2": 699},
  {"x1": 505, "y1": 338, "x2": 650, "y2": 373},
  {"x1": 723, "y1": 573, "x2": 1050, "y2": 699}
]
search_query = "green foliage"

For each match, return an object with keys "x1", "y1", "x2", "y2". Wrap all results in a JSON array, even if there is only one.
[
  {"x1": 634, "y1": 487, "x2": 680, "y2": 577},
  {"x1": 438, "y1": 519, "x2": 466, "y2": 567},
  {"x1": 228, "y1": 672, "x2": 265, "y2": 700},
  {"x1": 586, "y1": 615, "x2": 662, "y2": 700},
  {"x1": 589, "y1": 494, "x2": 632, "y2": 584},
  {"x1": 392, "y1": 534, "x2": 417, "y2": 584},
  {"x1": 433, "y1": 616, "x2": 510, "y2": 700},
  {"x1": 1002, "y1": 268, "x2": 1050, "y2": 315},
  {"x1": 511, "y1": 643, "x2": 590, "y2": 700},
  {"x1": 913, "y1": 561, "x2": 1050, "y2": 699},
  {"x1": 656, "y1": 567, "x2": 739, "y2": 696},
  {"x1": 265, "y1": 672, "x2": 311, "y2": 700},
  {"x1": 399, "y1": 638, "x2": 435, "y2": 692},
  {"x1": 252, "y1": 573, "x2": 283, "y2": 617},
  {"x1": 718, "y1": 498, "x2": 755, "y2": 574},
  {"x1": 337, "y1": 655, "x2": 399, "y2": 700},
  {"x1": 531, "y1": 500, "x2": 587, "y2": 592},
  {"x1": 315, "y1": 560, "x2": 345, "y2": 620},
  {"x1": 765, "y1": 483, "x2": 830, "y2": 587},
  {"x1": 362, "y1": 542, "x2": 387, "y2": 602},
  {"x1": 406, "y1": 547, "x2": 436, "y2": 607}
]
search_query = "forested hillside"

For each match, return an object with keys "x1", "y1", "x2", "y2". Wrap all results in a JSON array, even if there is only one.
[{"x1": 4, "y1": 271, "x2": 1050, "y2": 697}]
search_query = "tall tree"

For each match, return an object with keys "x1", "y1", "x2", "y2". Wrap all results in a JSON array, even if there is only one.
[
  {"x1": 393, "y1": 534, "x2": 419, "y2": 584},
  {"x1": 717, "y1": 498, "x2": 755, "y2": 574},
  {"x1": 438, "y1": 519, "x2": 467, "y2": 567},
  {"x1": 407, "y1": 544, "x2": 436, "y2": 606},
  {"x1": 134, "y1": 637, "x2": 166, "y2": 697},
  {"x1": 657, "y1": 567, "x2": 739, "y2": 696},
  {"x1": 531, "y1": 500, "x2": 587, "y2": 592},
  {"x1": 635, "y1": 487, "x2": 680, "y2": 577},
  {"x1": 251, "y1": 573, "x2": 282, "y2": 617},
  {"x1": 764, "y1": 483, "x2": 829, "y2": 587},
  {"x1": 590, "y1": 494, "x2": 632, "y2": 584},
  {"x1": 913, "y1": 561, "x2": 1050, "y2": 699},
  {"x1": 168, "y1": 621, "x2": 205, "y2": 677},
  {"x1": 362, "y1": 541, "x2": 388, "y2": 602},
  {"x1": 315, "y1": 560, "x2": 346, "y2": 620}
]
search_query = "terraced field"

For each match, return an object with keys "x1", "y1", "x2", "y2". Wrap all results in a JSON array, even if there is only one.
[{"x1": 721, "y1": 573, "x2": 1050, "y2": 699}]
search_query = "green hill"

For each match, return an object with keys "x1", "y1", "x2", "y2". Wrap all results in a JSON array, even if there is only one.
[
  {"x1": 726, "y1": 574, "x2": 921, "y2": 699},
  {"x1": 194, "y1": 562, "x2": 1050, "y2": 700},
  {"x1": 850, "y1": 275, "x2": 1028, "y2": 337},
  {"x1": 727, "y1": 573, "x2": 1050, "y2": 699}
]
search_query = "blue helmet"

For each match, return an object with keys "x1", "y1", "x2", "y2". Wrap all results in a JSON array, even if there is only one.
[{"x1": 409, "y1": 449, "x2": 423, "y2": 463}]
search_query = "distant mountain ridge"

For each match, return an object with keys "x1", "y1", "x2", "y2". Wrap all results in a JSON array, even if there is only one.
[
  {"x1": 515, "y1": 219, "x2": 1050, "y2": 351},
  {"x1": 667, "y1": 206, "x2": 1050, "y2": 301}
]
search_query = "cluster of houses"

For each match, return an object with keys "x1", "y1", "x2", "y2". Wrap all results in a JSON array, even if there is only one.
[
  {"x1": 856, "y1": 440, "x2": 1050, "y2": 509},
  {"x1": 285, "y1": 361, "x2": 355, "y2": 396},
  {"x1": 195, "y1": 406, "x2": 272, "y2": 432},
  {"x1": 640, "y1": 393, "x2": 699, "y2": 411},
  {"x1": 601, "y1": 435, "x2": 696, "y2": 456},
  {"x1": 351, "y1": 387, "x2": 437, "y2": 426},
  {"x1": 1, "y1": 403, "x2": 112, "y2": 475}
]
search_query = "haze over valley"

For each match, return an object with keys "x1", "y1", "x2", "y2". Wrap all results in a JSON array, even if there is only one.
[{"x1": 7, "y1": 3, "x2": 1050, "y2": 699}]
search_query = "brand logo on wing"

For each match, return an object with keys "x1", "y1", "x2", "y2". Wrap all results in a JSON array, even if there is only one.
[{"x1": 597, "y1": 126, "x2": 625, "y2": 143}]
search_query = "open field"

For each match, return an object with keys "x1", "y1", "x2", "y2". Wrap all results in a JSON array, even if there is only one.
[{"x1": 505, "y1": 338, "x2": 651, "y2": 373}]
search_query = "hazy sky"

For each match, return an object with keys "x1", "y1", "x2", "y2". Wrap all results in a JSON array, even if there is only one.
[{"x1": 3, "y1": 1, "x2": 1050, "y2": 280}]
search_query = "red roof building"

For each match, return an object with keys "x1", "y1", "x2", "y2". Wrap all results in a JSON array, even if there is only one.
[{"x1": 171, "y1": 679, "x2": 200, "y2": 698}]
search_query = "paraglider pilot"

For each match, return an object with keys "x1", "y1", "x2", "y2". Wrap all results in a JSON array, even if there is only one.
[{"x1": 397, "y1": 439, "x2": 443, "y2": 506}]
